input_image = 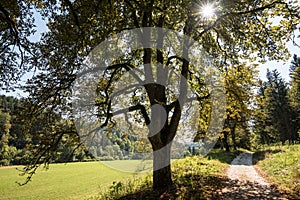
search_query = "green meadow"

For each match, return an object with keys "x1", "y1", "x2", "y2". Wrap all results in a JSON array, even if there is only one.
[
  {"x1": 1, "y1": 147, "x2": 299, "y2": 199},
  {"x1": 0, "y1": 150, "x2": 241, "y2": 200},
  {"x1": 254, "y1": 144, "x2": 300, "y2": 196},
  {"x1": 0, "y1": 161, "x2": 148, "y2": 200}
]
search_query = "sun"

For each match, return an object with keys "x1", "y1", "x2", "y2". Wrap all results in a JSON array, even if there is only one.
[{"x1": 200, "y1": 3, "x2": 215, "y2": 18}]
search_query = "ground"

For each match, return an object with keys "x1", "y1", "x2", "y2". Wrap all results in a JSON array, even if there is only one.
[
  {"x1": 0, "y1": 151, "x2": 296, "y2": 199},
  {"x1": 220, "y1": 152, "x2": 291, "y2": 200}
]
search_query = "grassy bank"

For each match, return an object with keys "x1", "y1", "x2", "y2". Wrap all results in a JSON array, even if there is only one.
[{"x1": 253, "y1": 144, "x2": 300, "y2": 196}]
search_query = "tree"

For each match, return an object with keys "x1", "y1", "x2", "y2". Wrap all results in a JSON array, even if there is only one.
[
  {"x1": 20, "y1": 0, "x2": 300, "y2": 190},
  {"x1": 267, "y1": 69, "x2": 294, "y2": 144},
  {"x1": 197, "y1": 62, "x2": 257, "y2": 151},
  {"x1": 222, "y1": 63, "x2": 257, "y2": 151},
  {"x1": 0, "y1": 95, "x2": 29, "y2": 150},
  {"x1": 0, "y1": 110, "x2": 11, "y2": 166},
  {"x1": 253, "y1": 80, "x2": 271, "y2": 145},
  {"x1": 254, "y1": 69, "x2": 295, "y2": 144},
  {"x1": 288, "y1": 54, "x2": 300, "y2": 142}
]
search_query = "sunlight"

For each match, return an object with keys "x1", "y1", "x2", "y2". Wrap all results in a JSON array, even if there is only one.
[{"x1": 200, "y1": 3, "x2": 215, "y2": 18}]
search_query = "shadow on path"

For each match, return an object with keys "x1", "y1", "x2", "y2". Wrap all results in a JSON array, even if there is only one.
[{"x1": 219, "y1": 179, "x2": 290, "y2": 200}]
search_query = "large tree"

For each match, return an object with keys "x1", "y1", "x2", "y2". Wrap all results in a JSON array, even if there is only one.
[{"x1": 16, "y1": 0, "x2": 300, "y2": 190}]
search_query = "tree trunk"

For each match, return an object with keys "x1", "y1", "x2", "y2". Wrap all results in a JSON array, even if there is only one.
[
  {"x1": 222, "y1": 133, "x2": 230, "y2": 152},
  {"x1": 231, "y1": 123, "x2": 237, "y2": 150},
  {"x1": 152, "y1": 142, "x2": 172, "y2": 190}
]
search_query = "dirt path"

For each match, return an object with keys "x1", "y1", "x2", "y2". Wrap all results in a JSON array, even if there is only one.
[
  {"x1": 227, "y1": 152, "x2": 269, "y2": 185},
  {"x1": 0, "y1": 165, "x2": 23, "y2": 170},
  {"x1": 220, "y1": 152, "x2": 290, "y2": 200}
]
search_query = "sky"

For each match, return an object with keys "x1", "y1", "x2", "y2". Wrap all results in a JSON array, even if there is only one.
[
  {"x1": 259, "y1": 32, "x2": 300, "y2": 82},
  {"x1": 1, "y1": 5, "x2": 300, "y2": 98}
]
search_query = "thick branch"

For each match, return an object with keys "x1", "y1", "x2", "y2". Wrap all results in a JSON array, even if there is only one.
[
  {"x1": 112, "y1": 104, "x2": 150, "y2": 125},
  {"x1": 63, "y1": 0, "x2": 81, "y2": 30},
  {"x1": 166, "y1": 55, "x2": 184, "y2": 66},
  {"x1": 187, "y1": 93, "x2": 211, "y2": 103},
  {"x1": 124, "y1": 0, "x2": 140, "y2": 28}
]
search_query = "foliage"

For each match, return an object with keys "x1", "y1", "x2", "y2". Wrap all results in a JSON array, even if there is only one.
[
  {"x1": 221, "y1": 63, "x2": 257, "y2": 151},
  {"x1": 0, "y1": 0, "x2": 38, "y2": 90},
  {"x1": 0, "y1": 95, "x2": 91, "y2": 168},
  {"x1": 196, "y1": 62, "x2": 257, "y2": 152},
  {"x1": 253, "y1": 68, "x2": 299, "y2": 145},
  {"x1": 288, "y1": 54, "x2": 300, "y2": 142},
  {"x1": 0, "y1": 109, "x2": 11, "y2": 166},
  {"x1": 0, "y1": 95, "x2": 31, "y2": 165}
]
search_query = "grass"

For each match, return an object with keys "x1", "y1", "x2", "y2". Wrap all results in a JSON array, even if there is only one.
[
  {"x1": 94, "y1": 149, "x2": 241, "y2": 199},
  {"x1": 103, "y1": 160, "x2": 153, "y2": 173},
  {"x1": 253, "y1": 144, "x2": 300, "y2": 196},
  {"x1": 0, "y1": 149, "x2": 240, "y2": 199},
  {"x1": 0, "y1": 162, "x2": 136, "y2": 200}
]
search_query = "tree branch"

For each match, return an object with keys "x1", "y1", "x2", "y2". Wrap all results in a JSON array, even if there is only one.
[
  {"x1": 63, "y1": 0, "x2": 81, "y2": 30},
  {"x1": 166, "y1": 55, "x2": 184, "y2": 66},
  {"x1": 112, "y1": 104, "x2": 150, "y2": 125},
  {"x1": 124, "y1": 0, "x2": 140, "y2": 28}
]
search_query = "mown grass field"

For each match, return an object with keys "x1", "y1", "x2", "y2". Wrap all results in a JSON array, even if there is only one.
[
  {"x1": 0, "y1": 161, "x2": 142, "y2": 200},
  {"x1": 0, "y1": 150, "x2": 240, "y2": 200},
  {"x1": 253, "y1": 144, "x2": 300, "y2": 196}
]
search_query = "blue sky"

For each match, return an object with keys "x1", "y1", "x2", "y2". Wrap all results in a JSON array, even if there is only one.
[{"x1": 259, "y1": 32, "x2": 300, "y2": 82}]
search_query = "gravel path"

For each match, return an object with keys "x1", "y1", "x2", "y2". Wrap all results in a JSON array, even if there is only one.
[
  {"x1": 227, "y1": 152, "x2": 269, "y2": 185},
  {"x1": 220, "y1": 152, "x2": 290, "y2": 200}
]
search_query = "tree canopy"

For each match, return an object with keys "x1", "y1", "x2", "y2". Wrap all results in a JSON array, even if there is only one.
[{"x1": 0, "y1": 0, "x2": 39, "y2": 90}]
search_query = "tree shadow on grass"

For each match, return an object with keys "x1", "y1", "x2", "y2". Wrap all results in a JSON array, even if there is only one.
[
  {"x1": 118, "y1": 175, "x2": 224, "y2": 200},
  {"x1": 206, "y1": 150, "x2": 242, "y2": 164},
  {"x1": 117, "y1": 174, "x2": 293, "y2": 200},
  {"x1": 252, "y1": 149, "x2": 284, "y2": 165}
]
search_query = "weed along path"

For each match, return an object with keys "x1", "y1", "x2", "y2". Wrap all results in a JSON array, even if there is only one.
[{"x1": 220, "y1": 152, "x2": 290, "y2": 200}]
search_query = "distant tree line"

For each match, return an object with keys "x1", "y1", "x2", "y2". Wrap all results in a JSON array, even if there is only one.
[
  {"x1": 0, "y1": 95, "x2": 179, "y2": 166},
  {"x1": 0, "y1": 96, "x2": 28, "y2": 166},
  {"x1": 0, "y1": 95, "x2": 89, "y2": 166}
]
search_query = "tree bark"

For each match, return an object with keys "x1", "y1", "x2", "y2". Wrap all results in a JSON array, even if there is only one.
[
  {"x1": 222, "y1": 132, "x2": 230, "y2": 152},
  {"x1": 231, "y1": 122, "x2": 237, "y2": 150},
  {"x1": 152, "y1": 142, "x2": 172, "y2": 190}
]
